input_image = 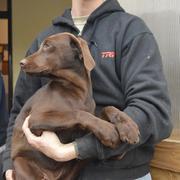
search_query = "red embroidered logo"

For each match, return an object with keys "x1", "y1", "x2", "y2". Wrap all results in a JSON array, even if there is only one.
[{"x1": 101, "y1": 51, "x2": 115, "y2": 58}]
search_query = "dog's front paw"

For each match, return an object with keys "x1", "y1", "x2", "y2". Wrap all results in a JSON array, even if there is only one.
[
  {"x1": 101, "y1": 106, "x2": 140, "y2": 144},
  {"x1": 95, "y1": 121, "x2": 120, "y2": 148},
  {"x1": 115, "y1": 113, "x2": 140, "y2": 144}
]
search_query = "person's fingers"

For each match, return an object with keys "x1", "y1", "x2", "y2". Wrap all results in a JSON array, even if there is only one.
[
  {"x1": 5, "y1": 169, "x2": 14, "y2": 180},
  {"x1": 22, "y1": 115, "x2": 30, "y2": 131},
  {"x1": 22, "y1": 115, "x2": 38, "y2": 145}
]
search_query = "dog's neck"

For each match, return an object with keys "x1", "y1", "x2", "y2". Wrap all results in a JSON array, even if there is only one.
[{"x1": 51, "y1": 69, "x2": 92, "y2": 97}]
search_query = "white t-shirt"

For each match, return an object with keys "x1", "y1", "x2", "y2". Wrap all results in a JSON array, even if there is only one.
[{"x1": 72, "y1": 15, "x2": 89, "y2": 35}]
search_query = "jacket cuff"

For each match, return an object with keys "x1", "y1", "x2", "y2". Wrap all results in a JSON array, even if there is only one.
[
  {"x1": 123, "y1": 106, "x2": 150, "y2": 145},
  {"x1": 75, "y1": 133, "x2": 99, "y2": 159}
]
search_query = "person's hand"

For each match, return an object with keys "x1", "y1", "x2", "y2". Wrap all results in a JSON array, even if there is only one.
[
  {"x1": 22, "y1": 115, "x2": 78, "y2": 161},
  {"x1": 5, "y1": 169, "x2": 14, "y2": 180}
]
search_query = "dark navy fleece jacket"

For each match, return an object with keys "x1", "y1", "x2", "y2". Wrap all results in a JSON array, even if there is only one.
[{"x1": 3, "y1": 0, "x2": 172, "y2": 179}]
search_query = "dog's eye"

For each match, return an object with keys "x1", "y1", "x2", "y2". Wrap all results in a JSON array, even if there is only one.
[
  {"x1": 42, "y1": 43, "x2": 54, "y2": 52},
  {"x1": 43, "y1": 43, "x2": 51, "y2": 49}
]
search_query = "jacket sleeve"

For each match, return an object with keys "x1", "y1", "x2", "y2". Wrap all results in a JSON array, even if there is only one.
[
  {"x1": 75, "y1": 32, "x2": 172, "y2": 160},
  {"x1": 2, "y1": 39, "x2": 41, "y2": 173}
]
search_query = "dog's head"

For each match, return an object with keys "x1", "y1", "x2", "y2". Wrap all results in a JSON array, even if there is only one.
[{"x1": 20, "y1": 33, "x2": 95, "y2": 77}]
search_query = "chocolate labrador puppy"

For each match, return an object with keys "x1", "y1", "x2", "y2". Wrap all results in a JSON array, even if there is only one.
[{"x1": 11, "y1": 33, "x2": 140, "y2": 180}]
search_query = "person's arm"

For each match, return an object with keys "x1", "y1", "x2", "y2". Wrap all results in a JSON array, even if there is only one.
[
  {"x1": 73, "y1": 31, "x2": 172, "y2": 160},
  {"x1": 22, "y1": 116, "x2": 78, "y2": 162},
  {"x1": 2, "y1": 38, "x2": 41, "y2": 175}
]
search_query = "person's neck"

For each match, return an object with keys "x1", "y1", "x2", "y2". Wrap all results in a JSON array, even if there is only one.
[{"x1": 71, "y1": 0, "x2": 104, "y2": 17}]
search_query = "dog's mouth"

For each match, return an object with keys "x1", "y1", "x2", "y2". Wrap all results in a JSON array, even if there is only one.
[
  {"x1": 22, "y1": 66, "x2": 52, "y2": 76},
  {"x1": 27, "y1": 72, "x2": 57, "y2": 79},
  {"x1": 26, "y1": 70, "x2": 59, "y2": 79}
]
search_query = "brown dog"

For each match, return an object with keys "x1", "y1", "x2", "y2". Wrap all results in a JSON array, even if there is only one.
[{"x1": 11, "y1": 33, "x2": 140, "y2": 180}]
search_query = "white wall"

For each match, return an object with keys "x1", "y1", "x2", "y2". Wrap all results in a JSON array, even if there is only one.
[{"x1": 13, "y1": 0, "x2": 71, "y2": 85}]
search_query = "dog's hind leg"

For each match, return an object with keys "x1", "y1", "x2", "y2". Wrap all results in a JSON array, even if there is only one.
[
  {"x1": 13, "y1": 156, "x2": 45, "y2": 180},
  {"x1": 11, "y1": 98, "x2": 33, "y2": 160}
]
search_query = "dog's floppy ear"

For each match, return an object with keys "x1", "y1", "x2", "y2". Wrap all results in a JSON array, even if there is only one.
[
  {"x1": 77, "y1": 37, "x2": 95, "y2": 71},
  {"x1": 66, "y1": 32, "x2": 95, "y2": 71}
]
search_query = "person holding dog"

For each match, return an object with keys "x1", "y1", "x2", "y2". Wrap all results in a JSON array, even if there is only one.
[{"x1": 4, "y1": 0, "x2": 172, "y2": 179}]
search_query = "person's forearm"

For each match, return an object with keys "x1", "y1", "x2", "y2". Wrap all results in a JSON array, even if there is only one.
[{"x1": 56, "y1": 142, "x2": 78, "y2": 162}]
